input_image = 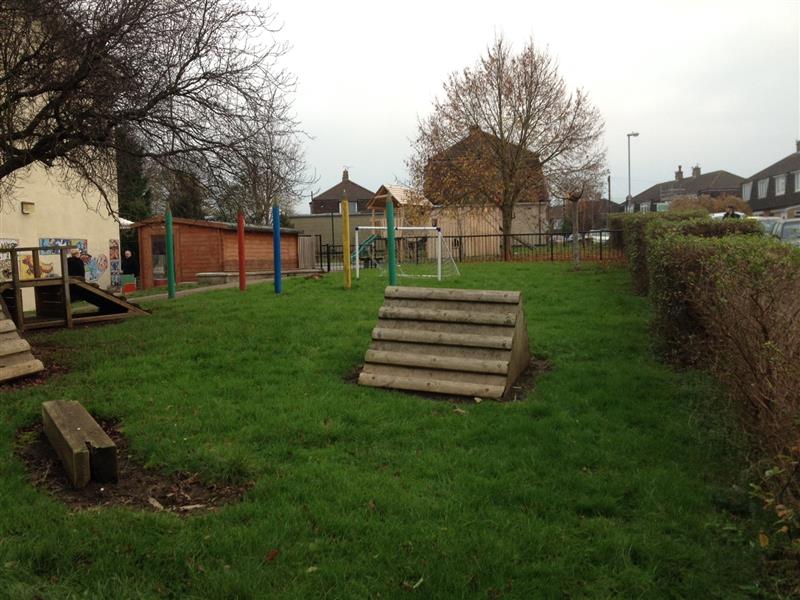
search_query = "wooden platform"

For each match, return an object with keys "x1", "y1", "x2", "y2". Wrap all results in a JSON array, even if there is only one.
[
  {"x1": 358, "y1": 286, "x2": 530, "y2": 399},
  {"x1": 0, "y1": 309, "x2": 44, "y2": 384},
  {"x1": 0, "y1": 279, "x2": 148, "y2": 331}
]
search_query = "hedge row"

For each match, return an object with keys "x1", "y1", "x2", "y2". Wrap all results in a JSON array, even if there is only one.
[
  {"x1": 637, "y1": 225, "x2": 800, "y2": 544},
  {"x1": 610, "y1": 211, "x2": 762, "y2": 294}
]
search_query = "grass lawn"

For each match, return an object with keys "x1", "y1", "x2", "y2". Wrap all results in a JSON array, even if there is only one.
[{"x1": 0, "y1": 263, "x2": 762, "y2": 598}]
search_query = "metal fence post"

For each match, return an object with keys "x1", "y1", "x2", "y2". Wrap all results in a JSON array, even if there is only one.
[
  {"x1": 549, "y1": 235, "x2": 554, "y2": 261},
  {"x1": 326, "y1": 244, "x2": 331, "y2": 272}
]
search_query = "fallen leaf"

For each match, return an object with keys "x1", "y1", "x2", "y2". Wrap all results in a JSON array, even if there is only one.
[
  {"x1": 474, "y1": 397, "x2": 482, "y2": 403},
  {"x1": 453, "y1": 408, "x2": 466, "y2": 415},
  {"x1": 402, "y1": 577, "x2": 424, "y2": 590},
  {"x1": 147, "y1": 497, "x2": 164, "y2": 511},
  {"x1": 178, "y1": 504, "x2": 205, "y2": 512},
  {"x1": 265, "y1": 549, "x2": 279, "y2": 563},
  {"x1": 306, "y1": 566, "x2": 318, "y2": 573},
  {"x1": 368, "y1": 499, "x2": 376, "y2": 512},
  {"x1": 758, "y1": 532, "x2": 769, "y2": 548}
]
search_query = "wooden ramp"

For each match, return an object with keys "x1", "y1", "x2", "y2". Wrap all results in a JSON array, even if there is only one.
[
  {"x1": 0, "y1": 279, "x2": 148, "y2": 331},
  {"x1": 0, "y1": 310, "x2": 44, "y2": 383},
  {"x1": 358, "y1": 286, "x2": 530, "y2": 399}
]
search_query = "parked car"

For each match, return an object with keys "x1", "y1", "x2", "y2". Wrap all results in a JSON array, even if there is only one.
[
  {"x1": 710, "y1": 211, "x2": 747, "y2": 220},
  {"x1": 771, "y1": 219, "x2": 800, "y2": 247},
  {"x1": 586, "y1": 230, "x2": 610, "y2": 243},
  {"x1": 747, "y1": 216, "x2": 783, "y2": 235}
]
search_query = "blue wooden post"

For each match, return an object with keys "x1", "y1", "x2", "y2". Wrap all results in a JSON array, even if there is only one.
[{"x1": 273, "y1": 204, "x2": 282, "y2": 294}]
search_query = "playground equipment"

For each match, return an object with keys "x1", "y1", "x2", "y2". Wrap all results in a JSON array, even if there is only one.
[
  {"x1": 0, "y1": 245, "x2": 148, "y2": 332},
  {"x1": 42, "y1": 400, "x2": 117, "y2": 488},
  {"x1": 273, "y1": 203, "x2": 282, "y2": 294},
  {"x1": 0, "y1": 306, "x2": 43, "y2": 383},
  {"x1": 341, "y1": 191, "x2": 352, "y2": 289},
  {"x1": 354, "y1": 226, "x2": 460, "y2": 282},
  {"x1": 358, "y1": 286, "x2": 530, "y2": 399}
]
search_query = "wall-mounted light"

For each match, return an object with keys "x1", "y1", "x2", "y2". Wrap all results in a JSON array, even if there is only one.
[{"x1": 20, "y1": 201, "x2": 35, "y2": 215}]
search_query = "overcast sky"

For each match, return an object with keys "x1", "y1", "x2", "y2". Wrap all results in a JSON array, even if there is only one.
[{"x1": 268, "y1": 0, "x2": 800, "y2": 212}]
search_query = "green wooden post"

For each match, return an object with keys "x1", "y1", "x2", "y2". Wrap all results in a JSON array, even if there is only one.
[
  {"x1": 386, "y1": 200, "x2": 397, "y2": 286},
  {"x1": 165, "y1": 209, "x2": 176, "y2": 299}
]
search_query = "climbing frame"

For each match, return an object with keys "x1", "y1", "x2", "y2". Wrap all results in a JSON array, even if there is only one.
[
  {"x1": 0, "y1": 308, "x2": 44, "y2": 384},
  {"x1": 358, "y1": 286, "x2": 530, "y2": 399}
]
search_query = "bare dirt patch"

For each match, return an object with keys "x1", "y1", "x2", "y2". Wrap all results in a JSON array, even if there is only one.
[{"x1": 15, "y1": 418, "x2": 250, "y2": 515}]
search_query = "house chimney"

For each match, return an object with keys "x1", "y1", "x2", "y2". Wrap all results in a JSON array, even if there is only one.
[
  {"x1": 796, "y1": 140, "x2": 800, "y2": 153},
  {"x1": 675, "y1": 165, "x2": 683, "y2": 181},
  {"x1": 342, "y1": 169, "x2": 349, "y2": 182},
  {"x1": 691, "y1": 165, "x2": 701, "y2": 178}
]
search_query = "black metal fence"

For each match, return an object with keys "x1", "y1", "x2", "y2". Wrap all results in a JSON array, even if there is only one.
[{"x1": 317, "y1": 230, "x2": 624, "y2": 272}]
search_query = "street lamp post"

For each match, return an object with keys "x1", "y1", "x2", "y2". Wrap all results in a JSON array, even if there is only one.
[{"x1": 627, "y1": 132, "x2": 639, "y2": 212}]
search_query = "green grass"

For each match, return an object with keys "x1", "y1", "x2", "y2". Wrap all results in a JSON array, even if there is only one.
[
  {"x1": 0, "y1": 263, "x2": 763, "y2": 598},
  {"x1": 125, "y1": 281, "x2": 201, "y2": 298}
]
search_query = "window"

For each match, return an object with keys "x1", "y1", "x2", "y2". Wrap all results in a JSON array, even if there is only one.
[
  {"x1": 656, "y1": 202, "x2": 670, "y2": 212},
  {"x1": 741, "y1": 182, "x2": 752, "y2": 201},
  {"x1": 795, "y1": 208, "x2": 800, "y2": 218},
  {"x1": 775, "y1": 174, "x2": 786, "y2": 196},
  {"x1": 340, "y1": 201, "x2": 359, "y2": 214},
  {"x1": 757, "y1": 178, "x2": 769, "y2": 199},
  {"x1": 794, "y1": 171, "x2": 800, "y2": 193}
]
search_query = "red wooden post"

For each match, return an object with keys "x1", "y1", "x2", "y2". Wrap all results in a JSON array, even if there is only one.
[{"x1": 237, "y1": 211, "x2": 246, "y2": 291}]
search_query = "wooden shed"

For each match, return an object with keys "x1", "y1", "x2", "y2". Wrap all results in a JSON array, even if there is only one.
[{"x1": 133, "y1": 217, "x2": 300, "y2": 289}]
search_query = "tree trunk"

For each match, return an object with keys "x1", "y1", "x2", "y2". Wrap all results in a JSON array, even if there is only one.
[
  {"x1": 572, "y1": 200, "x2": 580, "y2": 269},
  {"x1": 501, "y1": 203, "x2": 514, "y2": 261}
]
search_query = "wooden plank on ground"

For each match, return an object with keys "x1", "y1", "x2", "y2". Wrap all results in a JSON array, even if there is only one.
[{"x1": 41, "y1": 401, "x2": 118, "y2": 488}]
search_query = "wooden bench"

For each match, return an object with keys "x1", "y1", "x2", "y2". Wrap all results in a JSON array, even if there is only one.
[{"x1": 41, "y1": 400, "x2": 118, "y2": 488}]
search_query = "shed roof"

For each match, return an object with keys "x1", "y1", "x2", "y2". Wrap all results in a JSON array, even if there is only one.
[
  {"x1": 368, "y1": 184, "x2": 433, "y2": 210},
  {"x1": 130, "y1": 216, "x2": 300, "y2": 234}
]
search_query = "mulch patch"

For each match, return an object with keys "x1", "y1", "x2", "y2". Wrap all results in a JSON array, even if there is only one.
[
  {"x1": 15, "y1": 418, "x2": 250, "y2": 515},
  {"x1": 346, "y1": 357, "x2": 551, "y2": 403}
]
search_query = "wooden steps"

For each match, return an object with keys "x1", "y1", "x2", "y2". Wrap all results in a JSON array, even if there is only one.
[
  {"x1": 0, "y1": 314, "x2": 44, "y2": 384},
  {"x1": 358, "y1": 286, "x2": 530, "y2": 399}
]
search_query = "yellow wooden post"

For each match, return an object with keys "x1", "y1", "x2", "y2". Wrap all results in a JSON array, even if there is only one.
[{"x1": 341, "y1": 190, "x2": 352, "y2": 289}]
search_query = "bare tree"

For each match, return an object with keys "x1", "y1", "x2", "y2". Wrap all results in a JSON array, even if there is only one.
[
  {"x1": 550, "y1": 165, "x2": 606, "y2": 268},
  {"x1": 409, "y1": 35, "x2": 605, "y2": 260},
  {"x1": 0, "y1": 0, "x2": 303, "y2": 214}
]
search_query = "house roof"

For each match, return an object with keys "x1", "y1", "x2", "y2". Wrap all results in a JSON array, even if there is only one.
[
  {"x1": 368, "y1": 184, "x2": 433, "y2": 210},
  {"x1": 130, "y1": 216, "x2": 300, "y2": 234},
  {"x1": 744, "y1": 150, "x2": 800, "y2": 211},
  {"x1": 632, "y1": 169, "x2": 744, "y2": 204},
  {"x1": 745, "y1": 151, "x2": 800, "y2": 183},
  {"x1": 313, "y1": 170, "x2": 373, "y2": 202}
]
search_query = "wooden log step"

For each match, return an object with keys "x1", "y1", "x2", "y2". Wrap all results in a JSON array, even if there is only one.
[
  {"x1": 384, "y1": 297, "x2": 520, "y2": 315},
  {"x1": 0, "y1": 338, "x2": 30, "y2": 357},
  {"x1": 41, "y1": 400, "x2": 117, "y2": 489},
  {"x1": 376, "y1": 318, "x2": 513, "y2": 337},
  {"x1": 365, "y1": 349, "x2": 509, "y2": 374},
  {"x1": 0, "y1": 319, "x2": 16, "y2": 333},
  {"x1": 0, "y1": 359, "x2": 44, "y2": 382},
  {"x1": 358, "y1": 372, "x2": 506, "y2": 399},
  {"x1": 361, "y1": 362, "x2": 507, "y2": 387},
  {"x1": 370, "y1": 339, "x2": 511, "y2": 361},
  {"x1": 385, "y1": 286, "x2": 521, "y2": 304},
  {"x1": 372, "y1": 327, "x2": 513, "y2": 349},
  {"x1": 378, "y1": 306, "x2": 517, "y2": 326}
]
